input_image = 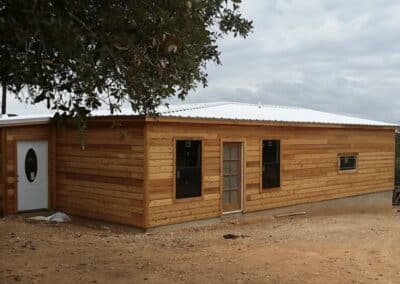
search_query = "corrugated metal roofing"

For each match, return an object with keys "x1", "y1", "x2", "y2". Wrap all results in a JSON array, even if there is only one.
[
  {"x1": 0, "y1": 114, "x2": 51, "y2": 126},
  {"x1": 0, "y1": 102, "x2": 397, "y2": 127},
  {"x1": 155, "y1": 102, "x2": 397, "y2": 127}
]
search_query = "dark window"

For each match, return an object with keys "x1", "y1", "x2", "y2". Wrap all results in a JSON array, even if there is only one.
[
  {"x1": 339, "y1": 155, "x2": 357, "y2": 171},
  {"x1": 262, "y1": 140, "x2": 280, "y2": 189},
  {"x1": 176, "y1": 140, "x2": 202, "y2": 199},
  {"x1": 25, "y1": 148, "x2": 38, "y2": 183}
]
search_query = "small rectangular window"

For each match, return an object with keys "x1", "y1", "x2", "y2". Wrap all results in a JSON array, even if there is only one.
[
  {"x1": 176, "y1": 140, "x2": 202, "y2": 199},
  {"x1": 262, "y1": 140, "x2": 280, "y2": 189},
  {"x1": 339, "y1": 154, "x2": 357, "y2": 171}
]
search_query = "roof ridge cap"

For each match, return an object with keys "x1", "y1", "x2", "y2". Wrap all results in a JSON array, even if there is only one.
[
  {"x1": 161, "y1": 102, "x2": 228, "y2": 114},
  {"x1": 211, "y1": 101, "x2": 305, "y2": 110}
]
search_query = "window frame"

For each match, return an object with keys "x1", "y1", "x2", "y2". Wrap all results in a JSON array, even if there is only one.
[
  {"x1": 260, "y1": 139, "x2": 281, "y2": 192},
  {"x1": 173, "y1": 137, "x2": 204, "y2": 202},
  {"x1": 338, "y1": 153, "x2": 358, "y2": 173}
]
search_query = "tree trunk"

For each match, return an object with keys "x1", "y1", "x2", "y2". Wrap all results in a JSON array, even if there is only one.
[{"x1": 1, "y1": 84, "x2": 6, "y2": 115}]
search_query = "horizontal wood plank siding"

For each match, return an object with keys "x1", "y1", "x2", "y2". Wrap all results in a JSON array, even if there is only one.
[
  {"x1": 146, "y1": 122, "x2": 395, "y2": 227},
  {"x1": 1, "y1": 118, "x2": 395, "y2": 229},
  {"x1": 146, "y1": 123, "x2": 221, "y2": 227},
  {"x1": 55, "y1": 121, "x2": 145, "y2": 227},
  {"x1": 395, "y1": 132, "x2": 400, "y2": 186},
  {"x1": 0, "y1": 128, "x2": 4, "y2": 216},
  {"x1": 246, "y1": 126, "x2": 395, "y2": 212}
]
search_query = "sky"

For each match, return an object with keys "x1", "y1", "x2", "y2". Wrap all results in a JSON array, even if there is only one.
[{"x1": 6, "y1": 0, "x2": 400, "y2": 123}]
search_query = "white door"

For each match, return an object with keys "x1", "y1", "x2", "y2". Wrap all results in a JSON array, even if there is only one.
[{"x1": 17, "y1": 141, "x2": 48, "y2": 211}]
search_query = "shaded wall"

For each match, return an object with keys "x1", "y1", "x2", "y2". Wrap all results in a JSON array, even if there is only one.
[
  {"x1": 55, "y1": 120, "x2": 146, "y2": 227},
  {"x1": 0, "y1": 128, "x2": 4, "y2": 216}
]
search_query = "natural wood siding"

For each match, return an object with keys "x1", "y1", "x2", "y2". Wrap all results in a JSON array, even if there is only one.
[
  {"x1": 146, "y1": 122, "x2": 395, "y2": 227},
  {"x1": 1, "y1": 119, "x2": 395, "y2": 229},
  {"x1": 246, "y1": 127, "x2": 394, "y2": 212},
  {"x1": 55, "y1": 121, "x2": 145, "y2": 227},
  {"x1": 146, "y1": 124, "x2": 220, "y2": 227},
  {"x1": 2, "y1": 125, "x2": 54, "y2": 214},
  {"x1": 395, "y1": 132, "x2": 400, "y2": 186},
  {"x1": 0, "y1": 128, "x2": 4, "y2": 216}
]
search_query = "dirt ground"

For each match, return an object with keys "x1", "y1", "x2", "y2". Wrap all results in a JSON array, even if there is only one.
[{"x1": 1, "y1": 208, "x2": 400, "y2": 284}]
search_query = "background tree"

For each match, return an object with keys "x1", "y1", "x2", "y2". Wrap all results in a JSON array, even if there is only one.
[{"x1": 0, "y1": 0, "x2": 252, "y2": 122}]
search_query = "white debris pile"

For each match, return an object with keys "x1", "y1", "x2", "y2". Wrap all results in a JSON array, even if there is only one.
[{"x1": 29, "y1": 212, "x2": 71, "y2": 223}]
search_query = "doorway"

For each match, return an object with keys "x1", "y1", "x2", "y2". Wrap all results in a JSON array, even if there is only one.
[
  {"x1": 17, "y1": 140, "x2": 48, "y2": 211},
  {"x1": 222, "y1": 142, "x2": 243, "y2": 213}
]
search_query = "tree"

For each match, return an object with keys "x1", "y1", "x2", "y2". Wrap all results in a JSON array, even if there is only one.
[{"x1": 0, "y1": 0, "x2": 252, "y2": 121}]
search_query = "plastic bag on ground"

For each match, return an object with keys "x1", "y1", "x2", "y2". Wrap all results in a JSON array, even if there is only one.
[{"x1": 29, "y1": 212, "x2": 71, "y2": 223}]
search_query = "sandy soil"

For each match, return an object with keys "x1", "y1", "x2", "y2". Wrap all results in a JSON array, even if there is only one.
[{"x1": 1, "y1": 209, "x2": 400, "y2": 284}]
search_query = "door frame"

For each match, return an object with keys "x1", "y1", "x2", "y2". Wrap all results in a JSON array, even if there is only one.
[
  {"x1": 220, "y1": 138, "x2": 245, "y2": 214},
  {"x1": 15, "y1": 139, "x2": 51, "y2": 212}
]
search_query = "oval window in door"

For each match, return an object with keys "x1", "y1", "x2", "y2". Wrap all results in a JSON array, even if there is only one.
[{"x1": 25, "y1": 148, "x2": 38, "y2": 183}]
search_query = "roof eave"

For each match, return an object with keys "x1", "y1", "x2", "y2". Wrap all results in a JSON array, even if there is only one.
[
  {"x1": 0, "y1": 117, "x2": 52, "y2": 127},
  {"x1": 144, "y1": 115, "x2": 398, "y2": 130}
]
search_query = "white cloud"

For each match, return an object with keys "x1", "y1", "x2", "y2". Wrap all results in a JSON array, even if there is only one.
[
  {"x1": 5, "y1": 0, "x2": 400, "y2": 123},
  {"x1": 180, "y1": 0, "x2": 400, "y2": 123}
]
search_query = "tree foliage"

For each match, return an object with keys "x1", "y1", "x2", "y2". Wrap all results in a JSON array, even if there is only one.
[{"x1": 0, "y1": 0, "x2": 252, "y2": 120}]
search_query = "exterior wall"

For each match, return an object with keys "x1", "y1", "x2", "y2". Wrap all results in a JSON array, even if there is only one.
[
  {"x1": 1, "y1": 124, "x2": 55, "y2": 215},
  {"x1": 395, "y1": 131, "x2": 400, "y2": 186},
  {"x1": 145, "y1": 123, "x2": 221, "y2": 227},
  {"x1": 1, "y1": 119, "x2": 395, "y2": 229},
  {"x1": 146, "y1": 122, "x2": 395, "y2": 227},
  {"x1": 0, "y1": 128, "x2": 4, "y2": 216},
  {"x1": 55, "y1": 120, "x2": 146, "y2": 227}
]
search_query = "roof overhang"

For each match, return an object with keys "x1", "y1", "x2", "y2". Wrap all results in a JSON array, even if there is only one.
[
  {"x1": 144, "y1": 115, "x2": 399, "y2": 130},
  {"x1": 0, "y1": 115, "x2": 51, "y2": 127}
]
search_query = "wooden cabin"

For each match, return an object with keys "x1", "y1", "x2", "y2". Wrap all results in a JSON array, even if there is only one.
[{"x1": 0, "y1": 102, "x2": 397, "y2": 228}]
